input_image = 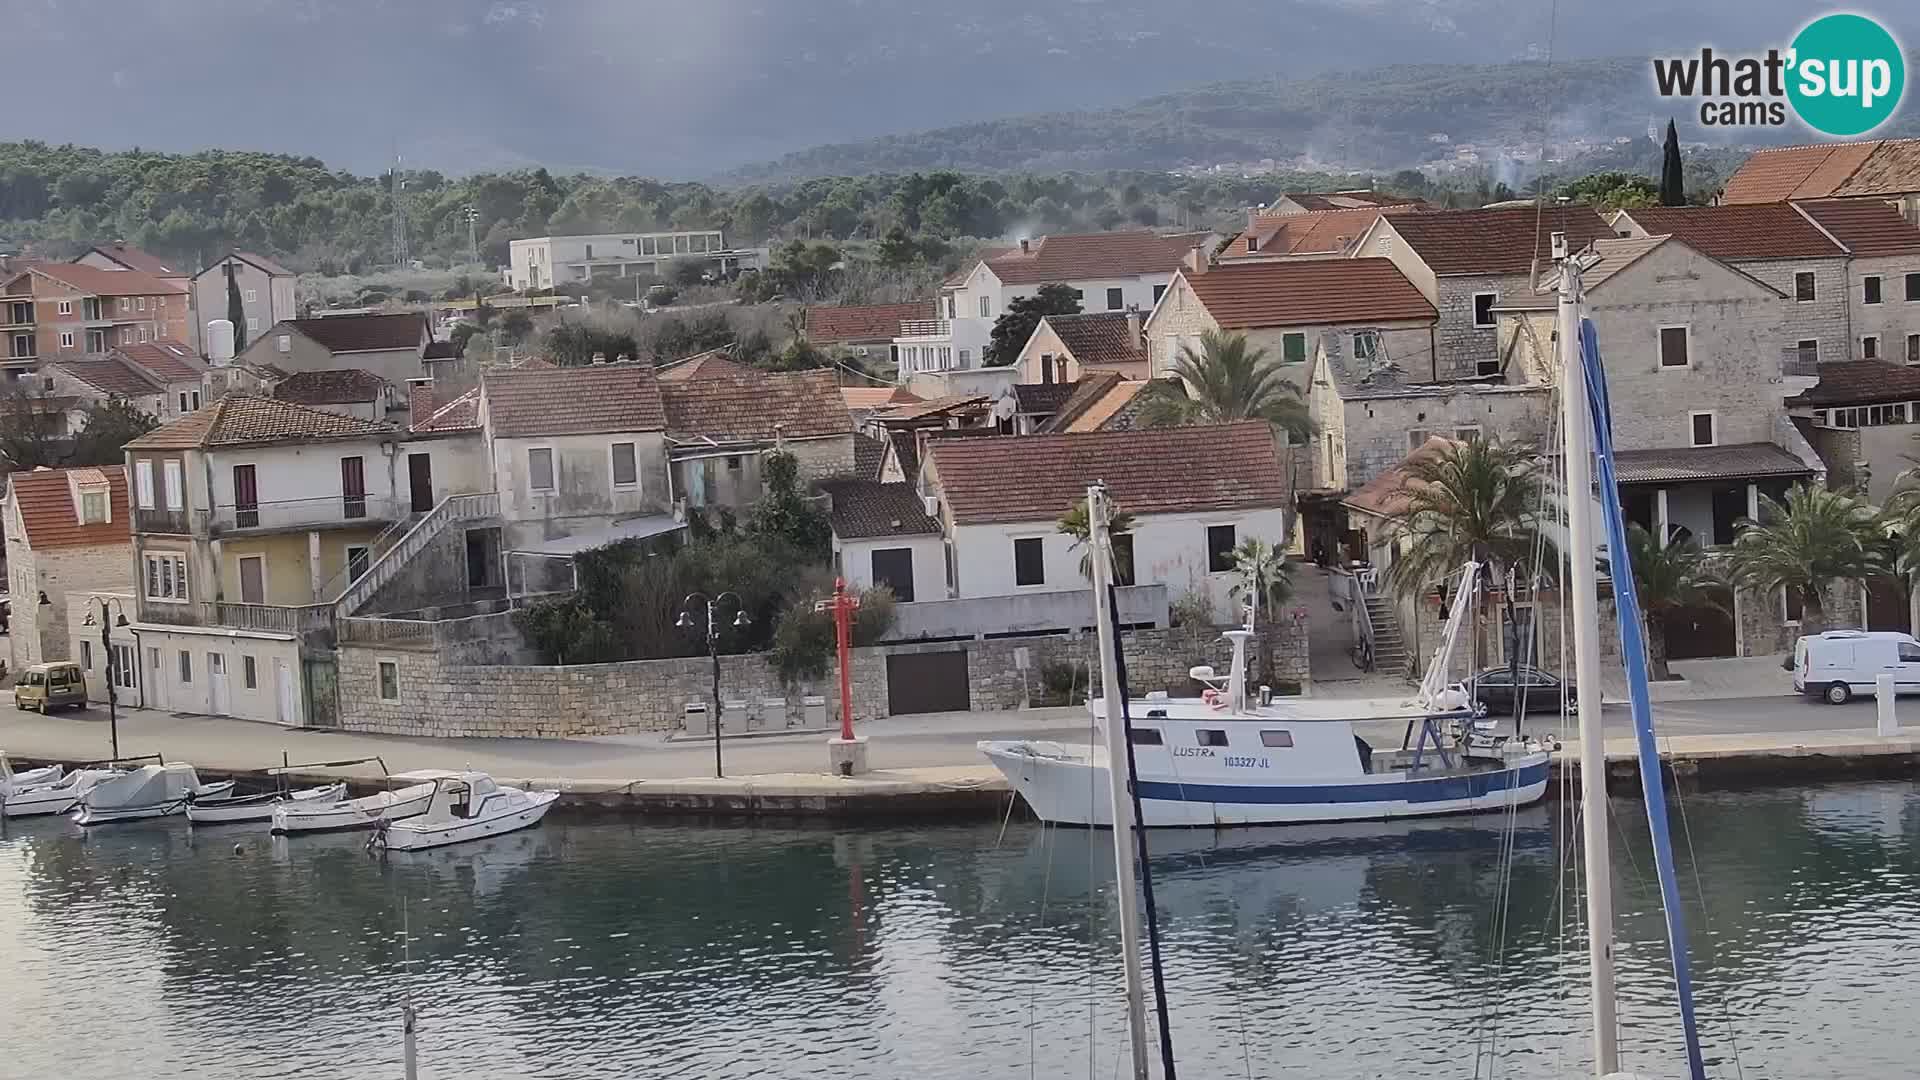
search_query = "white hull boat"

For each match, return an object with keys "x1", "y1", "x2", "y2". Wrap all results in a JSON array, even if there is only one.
[
  {"x1": 186, "y1": 782, "x2": 347, "y2": 825},
  {"x1": 74, "y1": 764, "x2": 212, "y2": 825},
  {"x1": 373, "y1": 773, "x2": 559, "y2": 851},
  {"x1": 270, "y1": 771, "x2": 458, "y2": 834},
  {"x1": 2, "y1": 767, "x2": 124, "y2": 817},
  {"x1": 0, "y1": 754, "x2": 63, "y2": 789}
]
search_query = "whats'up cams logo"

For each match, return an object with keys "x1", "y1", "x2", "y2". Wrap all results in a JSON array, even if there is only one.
[{"x1": 1652, "y1": 13, "x2": 1906, "y2": 136}]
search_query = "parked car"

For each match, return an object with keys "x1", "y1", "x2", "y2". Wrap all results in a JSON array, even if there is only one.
[
  {"x1": 14, "y1": 661, "x2": 86, "y2": 712},
  {"x1": 1789, "y1": 630, "x2": 1920, "y2": 704},
  {"x1": 1463, "y1": 665, "x2": 1574, "y2": 715}
]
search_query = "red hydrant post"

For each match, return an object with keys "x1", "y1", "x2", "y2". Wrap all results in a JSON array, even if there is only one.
[{"x1": 818, "y1": 577, "x2": 861, "y2": 740}]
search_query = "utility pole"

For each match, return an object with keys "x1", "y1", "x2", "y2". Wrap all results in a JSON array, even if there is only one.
[
  {"x1": 464, "y1": 205, "x2": 480, "y2": 269},
  {"x1": 390, "y1": 152, "x2": 410, "y2": 269}
]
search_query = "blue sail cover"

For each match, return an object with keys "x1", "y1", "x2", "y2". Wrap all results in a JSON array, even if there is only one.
[{"x1": 1580, "y1": 317, "x2": 1708, "y2": 1080}]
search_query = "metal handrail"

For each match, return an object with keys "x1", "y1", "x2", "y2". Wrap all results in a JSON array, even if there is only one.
[{"x1": 333, "y1": 491, "x2": 500, "y2": 617}]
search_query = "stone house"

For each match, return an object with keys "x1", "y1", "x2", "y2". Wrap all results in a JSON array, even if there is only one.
[
  {"x1": 1788, "y1": 359, "x2": 1920, "y2": 506},
  {"x1": 1016, "y1": 310, "x2": 1151, "y2": 383},
  {"x1": 271, "y1": 368, "x2": 397, "y2": 423},
  {"x1": 2, "y1": 466, "x2": 133, "y2": 673},
  {"x1": 803, "y1": 300, "x2": 934, "y2": 366},
  {"x1": 192, "y1": 252, "x2": 297, "y2": 345},
  {"x1": 114, "y1": 341, "x2": 209, "y2": 418},
  {"x1": 239, "y1": 313, "x2": 438, "y2": 389},
  {"x1": 1351, "y1": 204, "x2": 1614, "y2": 381},
  {"x1": 1217, "y1": 203, "x2": 1426, "y2": 261},
  {"x1": 1792, "y1": 199, "x2": 1920, "y2": 365},
  {"x1": 47, "y1": 355, "x2": 169, "y2": 419},
  {"x1": 658, "y1": 364, "x2": 855, "y2": 511},
  {"x1": 1721, "y1": 138, "x2": 1920, "y2": 224}
]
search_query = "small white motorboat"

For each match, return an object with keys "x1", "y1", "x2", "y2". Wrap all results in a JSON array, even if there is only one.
[
  {"x1": 0, "y1": 752, "x2": 63, "y2": 790},
  {"x1": 74, "y1": 763, "x2": 211, "y2": 825},
  {"x1": 185, "y1": 782, "x2": 348, "y2": 825},
  {"x1": 271, "y1": 770, "x2": 460, "y2": 835},
  {"x1": 372, "y1": 773, "x2": 559, "y2": 851},
  {"x1": 2, "y1": 763, "x2": 124, "y2": 818}
]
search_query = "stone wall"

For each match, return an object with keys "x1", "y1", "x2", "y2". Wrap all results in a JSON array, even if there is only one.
[
  {"x1": 1434, "y1": 273, "x2": 1527, "y2": 380},
  {"x1": 359, "y1": 517, "x2": 499, "y2": 616}
]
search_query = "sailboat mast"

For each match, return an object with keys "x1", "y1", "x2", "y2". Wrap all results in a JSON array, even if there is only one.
[
  {"x1": 1557, "y1": 249, "x2": 1619, "y2": 1075},
  {"x1": 1089, "y1": 483, "x2": 1151, "y2": 1080}
]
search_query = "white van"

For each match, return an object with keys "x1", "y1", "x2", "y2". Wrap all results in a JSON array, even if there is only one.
[{"x1": 1790, "y1": 630, "x2": 1920, "y2": 703}]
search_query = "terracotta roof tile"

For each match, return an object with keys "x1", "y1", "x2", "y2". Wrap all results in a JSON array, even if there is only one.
[
  {"x1": 843, "y1": 386, "x2": 916, "y2": 412},
  {"x1": 55, "y1": 358, "x2": 161, "y2": 399},
  {"x1": 1794, "y1": 199, "x2": 1920, "y2": 256},
  {"x1": 1039, "y1": 370, "x2": 1124, "y2": 432},
  {"x1": 1382, "y1": 205, "x2": 1613, "y2": 276},
  {"x1": 656, "y1": 350, "x2": 752, "y2": 381},
  {"x1": 661, "y1": 368, "x2": 851, "y2": 441},
  {"x1": 1180, "y1": 258, "x2": 1436, "y2": 329},
  {"x1": 1224, "y1": 204, "x2": 1426, "y2": 259},
  {"x1": 806, "y1": 301, "x2": 935, "y2": 343},
  {"x1": 82, "y1": 244, "x2": 185, "y2": 277},
  {"x1": 1612, "y1": 443, "x2": 1814, "y2": 484},
  {"x1": 111, "y1": 340, "x2": 202, "y2": 383},
  {"x1": 928, "y1": 421, "x2": 1286, "y2": 525},
  {"x1": 1788, "y1": 360, "x2": 1920, "y2": 407},
  {"x1": 483, "y1": 364, "x2": 666, "y2": 437},
  {"x1": 888, "y1": 429, "x2": 920, "y2": 480},
  {"x1": 880, "y1": 393, "x2": 991, "y2": 422},
  {"x1": 8, "y1": 466, "x2": 130, "y2": 549},
  {"x1": 22, "y1": 263, "x2": 186, "y2": 296},
  {"x1": 1063, "y1": 380, "x2": 1147, "y2": 433},
  {"x1": 820, "y1": 479, "x2": 941, "y2": 539},
  {"x1": 1722, "y1": 142, "x2": 1884, "y2": 202},
  {"x1": 1341, "y1": 437, "x2": 1456, "y2": 516},
  {"x1": 124, "y1": 395, "x2": 394, "y2": 450},
  {"x1": 1042, "y1": 311, "x2": 1147, "y2": 368},
  {"x1": 1618, "y1": 204, "x2": 1844, "y2": 259},
  {"x1": 983, "y1": 231, "x2": 1209, "y2": 286},
  {"x1": 852, "y1": 432, "x2": 888, "y2": 479},
  {"x1": 286, "y1": 313, "x2": 428, "y2": 354},
  {"x1": 273, "y1": 368, "x2": 389, "y2": 405},
  {"x1": 512, "y1": 356, "x2": 557, "y2": 370},
  {"x1": 411, "y1": 387, "x2": 481, "y2": 433},
  {"x1": 1834, "y1": 139, "x2": 1920, "y2": 197}
]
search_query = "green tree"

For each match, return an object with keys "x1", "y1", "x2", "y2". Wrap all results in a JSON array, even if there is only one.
[
  {"x1": 1228, "y1": 537, "x2": 1294, "y2": 623},
  {"x1": 1559, "y1": 171, "x2": 1659, "y2": 212},
  {"x1": 986, "y1": 283, "x2": 1080, "y2": 366},
  {"x1": 225, "y1": 261, "x2": 248, "y2": 353},
  {"x1": 0, "y1": 382, "x2": 69, "y2": 469},
  {"x1": 499, "y1": 310, "x2": 534, "y2": 344},
  {"x1": 1726, "y1": 484, "x2": 1882, "y2": 635},
  {"x1": 767, "y1": 584, "x2": 897, "y2": 684},
  {"x1": 748, "y1": 451, "x2": 831, "y2": 558},
  {"x1": 1056, "y1": 497, "x2": 1136, "y2": 582},
  {"x1": 68, "y1": 398, "x2": 158, "y2": 466},
  {"x1": 1659, "y1": 119, "x2": 1686, "y2": 207},
  {"x1": 1622, "y1": 523, "x2": 1719, "y2": 681},
  {"x1": 449, "y1": 323, "x2": 480, "y2": 356},
  {"x1": 1134, "y1": 329, "x2": 1313, "y2": 443}
]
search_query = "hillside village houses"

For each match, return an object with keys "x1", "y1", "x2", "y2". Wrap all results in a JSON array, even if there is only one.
[{"x1": 3, "y1": 466, "x2": 133, "y2": 674}]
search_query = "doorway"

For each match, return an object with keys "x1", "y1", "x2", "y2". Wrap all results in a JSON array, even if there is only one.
[
  {"x1": 870, "y1": 548, "x2": 916, "y2": 602},
  {"x1": 274, "y1": 658, "x2": 297, "y2": 725},
  {"x1": 885, "y1": 651, "x2": 970, "y2": 714},
  {"x1": 208, "y1": 652, "x2": 231, "y2": 715},
  {"x1": 466, "y1": 527, "x2": 501, "y2": 589},
  {"x1": 238, "y1": 555, "x2": 266, "y2": 604},
  {"x1": 408, "y1": 452, "x2": 434, "y2": 513}
]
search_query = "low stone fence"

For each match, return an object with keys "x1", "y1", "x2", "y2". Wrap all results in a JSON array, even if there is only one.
[{"x1": 334, "y1": 616, "x2": 1310, "y2": 739}]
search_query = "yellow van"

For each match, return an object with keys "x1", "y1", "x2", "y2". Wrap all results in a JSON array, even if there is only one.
[{"x1": 15, "y1": 662, "x2": 87, "y2": 713}]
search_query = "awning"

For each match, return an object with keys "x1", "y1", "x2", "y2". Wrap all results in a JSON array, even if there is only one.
[
  {"x1": 510, "y1": 514, "x2": 686, "y2": 557},
  {"x1": 1612, "y1": 442, "x2": 1815, "y2": 485}
]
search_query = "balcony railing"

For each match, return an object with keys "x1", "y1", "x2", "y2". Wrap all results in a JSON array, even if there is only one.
[
  {"x1": 1781, "y1": 345, "x2": 1821, "y2": 379},
  {"x1": 199, "y1": 494, "x2": 402, "y2": 534},
  {"x1": 138, "y1": 601, "x2": 336, "y2": 638},
  {"x1": 134, "y1": 507, "x2": 193, "y2": 535},
  {"x1": 897, "y1": 318, "x2": 953, "y2": 339}
]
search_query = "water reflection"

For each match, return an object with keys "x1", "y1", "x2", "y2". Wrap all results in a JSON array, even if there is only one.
[{"x1": 0, "y1": 785, "x2": 1916, "y2": 1078}]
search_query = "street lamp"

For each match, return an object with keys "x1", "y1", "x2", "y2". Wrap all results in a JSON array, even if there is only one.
[
  {"x1": 677, "y1": 591, "x2": 749, "y2": 778},
  {"x1": 80, "y1": 596, "x2": 130, "y2": 761}
]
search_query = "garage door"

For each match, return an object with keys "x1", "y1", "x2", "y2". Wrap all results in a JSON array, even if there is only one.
[
  {"x1": 886, "y1": 651, "x2": 969, "y2": 715},
  {"x1": 1867, "y1": 576, "x2": 1910, "y2": 632},
  {"x1": 1663, "y1": 586, "x2": 1736, "y2": 660}
]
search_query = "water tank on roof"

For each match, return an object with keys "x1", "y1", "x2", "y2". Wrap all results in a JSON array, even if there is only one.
[{"x1": 206, "y1": 319, "x2": 235, "y2": 366}]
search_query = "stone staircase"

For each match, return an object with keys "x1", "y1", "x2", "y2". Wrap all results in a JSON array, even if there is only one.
[
  {"x1": 333, "y1": 491, "x2": 500, "y2": 618},
  {"x1": 1361, "y1": 592, "x2": 1412, "y2": 680}
]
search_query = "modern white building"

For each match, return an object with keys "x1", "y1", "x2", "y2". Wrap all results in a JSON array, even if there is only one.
[{"x1": 507, "y1": 231, "x2": 762, "y2": 290}]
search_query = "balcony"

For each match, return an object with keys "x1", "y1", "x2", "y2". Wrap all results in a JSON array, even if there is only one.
[
  {"x1": 1781, "y1": 344, "x2": 1821, "y2": 379},
  {"x1": 198, "y1": 494, "x2": 403, "y2": 535},
  {"x1": 2, "y1": 300, "x2": 33, "y2": 329},
  {"x1": 139, "y1": 601, "x2": 336, "y2": 640},
  {"x1": 898, "y1": 318, "x2": 952, "y2": 340},
  {"x1": 134, "y1": 507, "x2": 194, "y2": 535}
]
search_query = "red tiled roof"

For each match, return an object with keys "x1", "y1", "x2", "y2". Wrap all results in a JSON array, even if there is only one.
[
  {"x1": 1794, "y1": 199, "x2": 1920, "y2": 257},
  {"x1": 231, "y1": 251, "x2": 294, "y2": 277},
  {"x1": 656, "y1": 350, "x2": 751, "y2": 381},
  {"x1": 661, "y1": 368, "x2": 851, "y2": 441},
  {"x1": 56, "y1": 358, "x2": 161, "y2": 399},
  {"x1": 22, "y1": 263, "x2": 186, "y2": 296},
  {"x1": 483, "y1": 364, "x2": 666, "y2": 437},
  {"x1": 1618, "y1": 204, "x2": 1844, "y2": 260},
  {"x1": 1042, "y1": 311, "x2": 1147, "y2": 367},
  {"x1": 1612, "y1": 443, "x2": 1812, "y2": 484},
  {"x1": 982, "y1": 232, "x2": 1209, "y2": 285},
  {"x1": 1789, "y1": 360, "x2": 1920, "y2": 407},
  {"x1": 82, "y1": 244, "x2": 185, "y2": 277},
  {"x1": 1341, "y1": 437, "x2": 1455, "y2": 517},
  {"x1": 412, "y1": 387, "x2": 480, "y2": 433},
  {"x1": 111, "y1": 341, "x2": 202, "y2": 383},
  {"x1": 820, "y1": 479, "x2": 941, "y2": 539},
  {"x1": 879, "y1": 393, "x2": 991, "y2": 422},
  {"x1": 852, "y1": 432, "x2": 888, "y2": 479},
  {"x1": 944, "y1": 248, "x2": 1011, "y2": 287},
  {"x1": 273, "y1": 368, "x2": 389, "y2": 405},
  {"x1": 124, "y1": 395, "x2": 394, "y2": 450},
  {"x1": 928, "y1": 421, "x2": 1286, "y2": 525},
  {"x1": 1180, "y1": 258, "x2": 1436, "y2": 329},
  {"x1": 1061, "y1": 380, "x2": 1147, "y2": 433},
  {"x1": 285, "y1": 313, "x2": 428, "y2": 354},
  {"x1": 8, "y1": 466, "x2": 130, "y2": 549},
  {"x1": 1039, "y1": 370, "x2": 1125, "y2": 432},
  {"x1": 806, "y1": 301, "x2": 935, "y2": 343},
  {"x1": 1835, "y1": 140, "x2": 1920, "y2": 198},
  {"x1": 1382, "y1": 205, "x2": 1613, "y2": 276},
  {"x1": 843, "y1": 386, "x2": 917, "y2": 412},
  {"x1": 1224, "y1": 204, "x2": 1425, "y2": 259},
  {"x1": 1722, "y1": 141, "x2": 1888, "y2": 203},
  {"x1": 512, "y1": 356, "x2": 556, "y2": 370}
]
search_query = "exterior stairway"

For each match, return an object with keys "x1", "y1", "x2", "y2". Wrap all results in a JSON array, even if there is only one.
[
  {"x1": 1362, "y1": 592, "x2": 1413, "y2": 681},
  {"x1": 333, "y1": 491, "x2": 500, "y2": 618}
]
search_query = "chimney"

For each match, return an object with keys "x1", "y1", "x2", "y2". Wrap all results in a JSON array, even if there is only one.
[
  {"x1": 590, "y1": 351, "x2": 607, "y2": 365},
  {"x1": 1183, "y1": 244, "x2": 1209, "y2": 276},
  {"x1": 1019, "y1": 237, "x2": 1031, "y2": 255},
  {"x1": 1125, "y1": 304, "x2": 1142, "y2": 345},
  {"x1": 1246, "y1": 205, "x2": 1262, "y2": 231}
]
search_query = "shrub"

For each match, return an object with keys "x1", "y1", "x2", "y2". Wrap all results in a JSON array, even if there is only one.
[
  {"x1": 1170, "y1": 588, "x2": 1216, "y2": 628},
  {"x1": 767, "y1": 584, "x2": 898, "y2": 685},
  {"x1": 1036, "y1": 659, "x2": 1089, "y2": 705}
]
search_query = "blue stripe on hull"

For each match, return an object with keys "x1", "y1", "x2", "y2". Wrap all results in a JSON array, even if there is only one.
[{"x1": 1135, "y1": 761, "x2": 1549, "y2": 806}]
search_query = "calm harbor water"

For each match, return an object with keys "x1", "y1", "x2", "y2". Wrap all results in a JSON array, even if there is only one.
[{"x1": 2, "y1": 783, "x2": 1917, "y2": 1079}]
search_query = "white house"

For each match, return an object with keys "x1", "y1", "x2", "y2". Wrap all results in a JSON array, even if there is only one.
[
  {"x1": 822, "y1": 480, "x2": 946, "y2": 603},
  {"x1": 3, "y1": 466, "x2": 134, "y2": 673},
  {"x1": 192, "y1": 252, "x2": 297, "y2": 345},
  {"x1": 508, "y1": 230, "x2": 759, "y2": 290}
]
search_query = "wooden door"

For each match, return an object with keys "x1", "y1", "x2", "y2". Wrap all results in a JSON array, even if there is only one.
[
  {"x1": 885, "y1": 651, "x2": 969, "y2": 714},
  {"x1": 1663, "y1": 586, "x2": 1737, "y2": 660},
  {"x1": 341, "y1": 455, "x2": 366, "y2": 518},
  {"x1": 1867, "y1": 576, "x2": 1910, "y2": 633},
  {"x1": 408, "y1": 452, "x2": 434, "y2": 513},
  {"x1": 232, "y1": 464, "x2": 258, "y2": 527},
  {"x1": 238, "y1": 555, "x2": 265, "y2": 604}
]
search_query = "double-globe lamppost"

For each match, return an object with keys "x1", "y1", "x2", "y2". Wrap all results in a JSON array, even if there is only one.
[
  {"x1": 677, "y1": 591, "x2": 749, "y2": 779},
  {"x1": 79, "y1": 596, "x2": 131, "y2": 761}
]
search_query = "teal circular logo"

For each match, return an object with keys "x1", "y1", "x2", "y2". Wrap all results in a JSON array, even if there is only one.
[{"x1": 1788, "y1": 14, "x2": 1906, "y2": 136}]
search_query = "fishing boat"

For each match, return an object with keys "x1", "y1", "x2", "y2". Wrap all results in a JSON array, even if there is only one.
[
  {"x1": 184, "y1": 781, "x2": 348, "y2": 825},
  {"x1": 1, "y1": 757, "x2": 124, "y2": 818},
  {"x1": 73, "y1": 763, "x2": 222, "y2": 825},
  {"x1": 271, "y1": 769, "x2": 461, "y2": 835},
  {"x1": 371, "y1": 773, "x2": 558, "y2": 851}
]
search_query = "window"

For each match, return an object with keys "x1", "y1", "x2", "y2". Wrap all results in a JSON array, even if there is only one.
[
  {"x1": 80, "y1": 641, "x2": 93, "y2": 671},
  {"x1": 1206, "y1": 524, "x2": 1237, "y2": 573},
  {"x1": 114, "y1": 645, "x2": 136, "y2": 690},
  {"x1": 1795, "y1": 271, "x2": 1816, "y2": 301},
  {"x1": 1260, "y1": 730, "x2": 1295, "y2": 748},
  {"x1": 1013, "y1": 537, "x2": 1045, "y2": 586},
  {"x1": 237, "y1": 554, "x2": 265, "y2": 604},
  {"x1": 1281, "y1": 332, "x2": 1307, "y2": 364},
  {"x1": 1782, "y1": 586, "x2": 1805, "y2": 624},
  {"x1": 1908, "y1": 273, "x2": 1920, "y2": 302},
  {"x1": 378, "y1": 660, "x2": 399, "y2": 701},
  {"x1": 1863, "y1": 335, "x2": 1880, "y2": 361},
  {"x1": 57, "y1": 300, "x2": 71, "y2": 315},
  {"x1": 1796, "y1": 339, "x2": 1818, "y2": 365},
  {"x1": 1106, "y1": 287, "x2": 1124, "y2": 311},
  {"x1": 979, "y1": 296, "x2": 990, "y2": 318},
  {"x1": 85, "y1": 328, "x2": 106, "y2": 353},
  {"x1": 135, "y1": 459, "x2": 155, "y2": 509},
  {"x1": 135, "y1": 297, "x2": 145, "y2": 311},
  {"x1": 1469, "y1": 292, "x2": 1499, "y2": 328},
  {"x1": 1865, "y1": 276, "x2": 1884, "y2": 304},
  {"x1": 605, "y1": 441, "x2": 641, "y2": 489},
  {"x1": 1902, "y1": 642, "x2": 1920, "y2": 664},
  {"x1": 1909, "y1": 334, "x2": 1920, "y2": 365},
  {"x1": 232, "y1": 463, "x2": 259, "y2": 527},
  {"x1": 242, "y1": 655, "x2": 258, "y2": 690},
  {"x1": 1659, "y1": 325, "x2": 1690, "y2": 368},
  {"x1": 246, "y1": 318, "x2": 260, "y2": 333},
  {"x1": 1476, "y1": 357, "x2": 1504, "y2": 377},
  {"x1": 1128, "y1": 728, "x2": 1164, "y2": 746},
  {"x1": 1072, "y1": 289, "x2": 1084, "y2": 300},
  {"x1": 117, "y1": 297, "x2": 129, "y2": 313},
  {"x1": 147, "y1": 647, "x2": 160, "y2": 673},
  {"x1": 59, "y1": 331, "x2": 73, "y2": 349},
  {"x1": 277, "y1": 334, "x2": 291, "y2": 354},
  {"x1": 145, "y1": 552, "x2": 189, "y2": 601},
  {"x1": 1196, "y1": 729, "x2": 1230, "y2": 747},
  {"x1": 1040, "y1": 354, "x2": 1055, "y2": 384},
  {"x1": 80, "y1": 489, "x2": 107, "y2": 524},
  {"x1": 243, "y1": 288, "x2": 258, "y2": 303},
  {"x1": 1111, "y1": 532, "x2": 1135, "y2": 588},
  {"x1": 178, "y1": 391, "x2": 190, "y2": 413},
  {"x1": 1690, "y1": 411, "x2": 1716, "y2": 447},
  {"x1": 1153, "y1": 284, "x2": 1167, "y2": 304},
  {"x1": 1353, "y1": 331, "x2": 1378, "y2": 361},
  {"x1": 945, "y1": 296, "x2": 955, "y2": 319},
  {"x1": 958, "y1": 349, "x2": 971, "y2": 366},
  {"x1": 528, "y1": 447, "x2": 555, "y2": 491},
  {"x1": 139, "y1": 327, "x2": 149, "y2": 342},
  {"x1": 178, "y1": 650, "x2": 192, "y2": 684},
  {"x1": 190, "y1": 390, "x2": 201, "y2": 409},
  {"x1": 727, "y1": 455, "x2": 743, "y2": 472}
]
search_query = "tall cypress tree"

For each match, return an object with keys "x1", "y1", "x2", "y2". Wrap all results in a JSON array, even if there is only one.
[
  {"x1": 225, "y1": 260, "x2": 247, "y2": 353},
  {"x1": 1659, "y1": 119, "x2": 1686, "y2": 206}
]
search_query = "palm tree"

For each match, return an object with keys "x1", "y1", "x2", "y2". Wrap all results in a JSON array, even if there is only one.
[
  {"x1": 1383, "y1": 438, "x2": 1548, "y2": 662},
  {"x1": 1228, "y1": 537, "x2": 1293, "y2": 624},
  {"x1": 1135, "y1": 329, "x2": 1313, "y2": 443},
  {"x1": 1725, "y1": 483, "x2": 1883, "y2": 635},
  {"x1": 1057, "y1": 498, "x2": 1136, "y2": 582},
  {"x1": 1623, "y1": 523, "x2": 1720, "y2": 681}
]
